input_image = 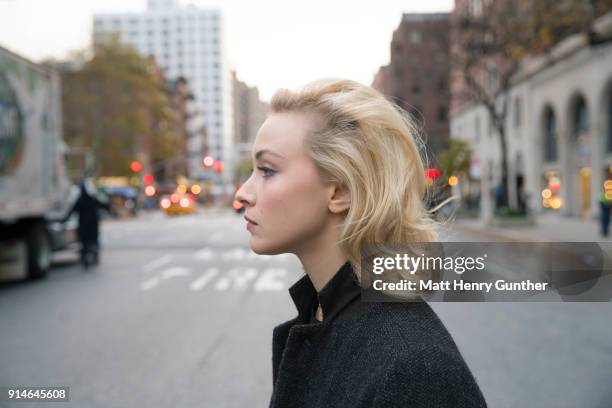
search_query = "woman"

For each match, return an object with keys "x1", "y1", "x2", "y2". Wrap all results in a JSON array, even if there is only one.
[{"x1": 235, "y1": 79, "x2": 487, "y2": 407}]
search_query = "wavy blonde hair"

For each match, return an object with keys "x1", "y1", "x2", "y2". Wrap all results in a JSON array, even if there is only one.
[{"x1": 270, "y1": 78, "x2": 439, "y2": 283}]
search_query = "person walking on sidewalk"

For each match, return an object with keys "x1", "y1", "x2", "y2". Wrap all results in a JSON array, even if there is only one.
[
  {"x1": 599, "y1": 170, "x2": 612, "y2": 237},
  {"x1": 235, "y1": 79, "x2": 487, "y2": 408}
]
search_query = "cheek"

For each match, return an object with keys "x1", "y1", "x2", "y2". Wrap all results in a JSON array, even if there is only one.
[{"x1": 259, "y1": 173, "x2": 329, "y2": 227}]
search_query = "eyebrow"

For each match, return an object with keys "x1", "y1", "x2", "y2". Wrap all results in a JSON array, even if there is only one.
[{"x1": 254, "y1": 149, "x2": 286, "y2": 161}]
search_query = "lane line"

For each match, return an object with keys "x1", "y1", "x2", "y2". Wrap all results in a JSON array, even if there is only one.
[
  {"x1": 142, "y1": 254, "x2": 173, "y2": 273},
  {"x1": 189, "y1": 268, "x2": 220, "y2": 291}
]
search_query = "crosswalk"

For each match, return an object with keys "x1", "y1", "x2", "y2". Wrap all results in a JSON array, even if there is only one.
[{"x1": 138, "y1": 247, "x2": 298, "y2": 292}]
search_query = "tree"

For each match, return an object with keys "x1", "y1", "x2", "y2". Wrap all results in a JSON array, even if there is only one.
[
  {"x1": 61, "y1": 37, "x2": 182, "y2": 178},
  {"x1": 438, "y1": 139, "x2": 472, "y2": 181},
  {"x1": 452, "y1": 0, "x2": 612, "y2": 209}
]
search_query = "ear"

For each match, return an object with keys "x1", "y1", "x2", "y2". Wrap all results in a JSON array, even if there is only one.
[{"x1": 327, "y1": 182, "x2": 350, "y2": 214}]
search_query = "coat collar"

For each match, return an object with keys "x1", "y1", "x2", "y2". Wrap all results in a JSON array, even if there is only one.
[{"x1": 288, "y1": 261, "x2": 361, "y2": 323}]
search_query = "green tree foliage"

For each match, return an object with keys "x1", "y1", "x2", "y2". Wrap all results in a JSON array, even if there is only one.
[
  {"x1": 62, "y1": 37, "x2": 181, "y2": 177},
  {"x1": 438, "y1": 139, "x2": 472, "y2": 181}
]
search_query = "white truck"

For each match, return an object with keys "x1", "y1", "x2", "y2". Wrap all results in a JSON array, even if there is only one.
[{"x1": 0, "y1": 45, "x2": 75, "y2": 280}]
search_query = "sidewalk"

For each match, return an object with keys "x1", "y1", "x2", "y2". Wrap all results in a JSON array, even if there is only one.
[{"x1": 451, "y1": 213, "x2": 612, "y2": 242}]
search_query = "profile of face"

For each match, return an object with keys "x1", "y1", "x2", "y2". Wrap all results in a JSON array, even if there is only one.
[{"x1": 235, "y1": 111, "x2": 345, "y2": 255}]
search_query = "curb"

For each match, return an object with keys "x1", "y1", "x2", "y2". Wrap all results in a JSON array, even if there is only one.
[{"x1": 452, "y1": 222, "x2": 544, "y2": 243}]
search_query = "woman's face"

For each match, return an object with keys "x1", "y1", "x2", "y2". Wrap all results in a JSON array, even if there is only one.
[{"x1": 235, "y1": 111, "x2": 333, "y2": 255}]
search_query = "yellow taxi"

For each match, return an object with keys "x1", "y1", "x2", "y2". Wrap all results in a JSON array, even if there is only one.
[{"x1": 160, "y1": 193, "x2": 198, "y2": 215}]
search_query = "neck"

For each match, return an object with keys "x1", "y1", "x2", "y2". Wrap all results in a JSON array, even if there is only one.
[{"x1": 295, "y1": 218, "x2": 348, "y2": 292}]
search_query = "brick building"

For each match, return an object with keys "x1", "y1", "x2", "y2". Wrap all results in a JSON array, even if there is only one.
[{"x1": 372, "y1": 13, "x2": 451, "y2": 163}]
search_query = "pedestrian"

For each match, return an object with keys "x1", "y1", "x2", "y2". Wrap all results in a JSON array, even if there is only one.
[
  {"x1": 62, "y1": 179, "x2": 112, "y2": 267},
  {"x1": 235, "y1": 79, "x2": 487, "y2": 407},
  {"x1": 599, "y1": 171, "x2": 612, "y2": 237}
]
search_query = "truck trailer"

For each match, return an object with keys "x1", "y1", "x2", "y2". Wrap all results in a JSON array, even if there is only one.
[{"x1": 0, "y1": 45, "x2": 75, "y2": 280}]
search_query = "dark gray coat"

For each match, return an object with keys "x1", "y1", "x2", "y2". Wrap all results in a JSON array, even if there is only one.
[{"x1": 269, "y1": 261, "x2": 487, "y2": 408}]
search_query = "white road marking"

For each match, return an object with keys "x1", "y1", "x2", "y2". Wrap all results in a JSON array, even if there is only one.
[
  {"x1": 140, "y1": 266, "x2": 192, "y2": 291},
  {"x1": 142, "y1": 255, "x2": 173, "y2": 273},
  {"x1": 254, "y1": 268, "x2": 288, "y2": 291},
  {"x1": 189, "y1": 268, "x2": 220, "y2": 291},
  {"x1": 193, "y1": 247, "x2": 214, "y2": 261},
  {"x1": 192, "y1": 247, "x2": 293, "y2": 263},
  {"x1": 221, "y1": 248, "x2": 247, "y2": 261},
  {"x1": 140, "y1": 277, "x2": 160, "y2": 291},
  {"x1": 214, "y1": 267, "x2": 258, "y2": 291},
  {"x1": 161, "y1": 266, "x2": 192, "y2": 279},
  {"x1": 231, "y1": 267, "x2": 258, "y2": 290}
]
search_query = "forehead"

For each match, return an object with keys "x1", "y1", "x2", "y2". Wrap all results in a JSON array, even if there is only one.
[{"x1": 253, "y1": 111, "x2": 322, "y2": 158}]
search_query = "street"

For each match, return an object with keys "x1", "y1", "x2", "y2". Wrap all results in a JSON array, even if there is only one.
[{"x1": 1, "y1": 210, "x2": 611, "y2": 407}]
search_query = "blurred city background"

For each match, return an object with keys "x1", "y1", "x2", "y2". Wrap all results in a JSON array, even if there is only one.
[{"x1": 1, "y1": 0, "x2": 612, "y2": 407}]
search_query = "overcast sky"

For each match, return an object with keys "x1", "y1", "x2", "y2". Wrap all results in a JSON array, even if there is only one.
[{"x1": 0, "y1": 0, "x2": 453, "y2": 101}]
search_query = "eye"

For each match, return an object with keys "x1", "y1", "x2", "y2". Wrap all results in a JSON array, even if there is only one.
[{"x1": 256, "y1": 166, "x2": 275, "y2": 178}]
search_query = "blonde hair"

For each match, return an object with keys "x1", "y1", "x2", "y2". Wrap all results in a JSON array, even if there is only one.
[{"x1": 270, "y1": 78, "x2": 439, "y2": 283}]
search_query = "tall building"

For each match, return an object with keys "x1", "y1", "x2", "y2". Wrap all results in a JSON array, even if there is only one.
[
  {"x1": 93, "y1": 0, "x2": 234, "y2": 182},
  {"x1": 372, "y1": 13, "x2": 451, "y2": 163},
  {"x1": 232, "y1": 70, "x2": 267, "y2": 169}
]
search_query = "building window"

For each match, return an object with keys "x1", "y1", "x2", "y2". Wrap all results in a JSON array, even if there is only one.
[
  {"x1": 410, "y1": 31, "x2": 421, "y2": 45},
  {"x1": 469, "y1": 0, "x2": 483, "y2": 17},
  {"x1": 607, "y1": 91, "x2": 612, "y2": 153},
  {"x1": 437, "y1": 78, "x2": 446, "y2": 93},
  {"x1": 514, "y1": 96, "x2": 521, "y2": 128},
  {"x1": 543, "y1": 107, "x2": 558, "y2": 162},
  {"x1": 573, "y1": 97, "x2": 589, "y2": 134},
  {"x1": 437, "y1": 106, "x2": 447, "y2": 123},
  {"x1": 572, "y1": 96, "x2": 590, "y2": 170}
]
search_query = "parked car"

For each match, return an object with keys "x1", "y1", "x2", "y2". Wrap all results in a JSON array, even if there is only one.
[{"x1": 160, "y1": 193, "x2": 197, "y2": 215}]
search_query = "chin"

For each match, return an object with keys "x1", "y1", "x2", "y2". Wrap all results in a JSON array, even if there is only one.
[{"x1": 249, "y1": 238, "x2": 290, "y2": 256}]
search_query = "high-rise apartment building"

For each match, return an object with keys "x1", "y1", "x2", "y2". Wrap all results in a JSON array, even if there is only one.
[{"x1": 93, "y1": 0, "x2": 234, "y2": 182}]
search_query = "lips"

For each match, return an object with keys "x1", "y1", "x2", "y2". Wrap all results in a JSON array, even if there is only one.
[{"x1": 244, "y1": 215, "x2": 258, "y2": 225}]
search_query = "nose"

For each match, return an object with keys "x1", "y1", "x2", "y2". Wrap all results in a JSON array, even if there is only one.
[{"x1": 235, "y1": 176, "x2": 255, "y2": 207}]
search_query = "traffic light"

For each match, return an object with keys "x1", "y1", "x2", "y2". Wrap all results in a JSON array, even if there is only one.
[
  {"x1": 213, "y1": 160, "x2": 223, "y2": 174},
  {"x1": 143, "y1": 173, "x2": 154, "y2": 184},
  {"x1": 425, "y1": 168, "x2": 441, "y2": 179},
  {"x1": 130, "y1": 160, "x2": 142, "y2": 172}
]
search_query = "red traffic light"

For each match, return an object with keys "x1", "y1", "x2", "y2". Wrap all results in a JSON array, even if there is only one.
[
  {"x1": 425, "y1": 168, "x2": 441, "y2": 179},
  {"x1": 130, "y1": 160, "x2": 143, "y2": 172},
  {"x1": 213, "y1": 160, "x2": 223, "y2": 174},
  {"x1": 143, "y1": 173, "x2": 154, "y2": 184}
]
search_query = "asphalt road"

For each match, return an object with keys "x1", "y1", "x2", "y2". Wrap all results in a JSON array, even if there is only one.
[{"x1": 0, "y1": 209, "x2": 610, "y2": 407}]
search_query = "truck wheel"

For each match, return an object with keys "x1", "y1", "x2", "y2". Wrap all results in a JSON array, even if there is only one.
[{"x1": 26, "y1": 223, "x2": 51, "y2": 279}]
